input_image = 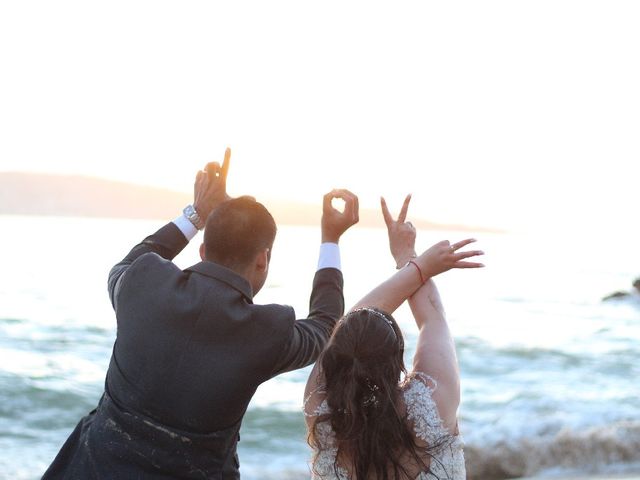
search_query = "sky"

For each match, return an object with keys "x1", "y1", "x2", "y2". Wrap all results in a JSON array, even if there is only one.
[{"x1": 0, "y1": 1, "x2": 639, "y2": 234}]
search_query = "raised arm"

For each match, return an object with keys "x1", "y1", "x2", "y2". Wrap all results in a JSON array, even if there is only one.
[
  {"x1": 409, "y1": 278, "x2": 459, "y2": 433},
  {"x1": 108, "y1": 148, "x2": 232, "y2": 309},
  {"x1": 409, "y1": 243, "x2": 481, "y2": 433},
  {"x1": 379, "y1": 197, "x2": 483, "y2": 432},
  {"x1": 350, "y1": 195, "x2": 483, "y2": 314},
  {"x1": 304, "y1": 195, "x2": 484, "y2": 422},
  {"x1": 272, "y1": 189, "x2": 359, "y2": 376}
]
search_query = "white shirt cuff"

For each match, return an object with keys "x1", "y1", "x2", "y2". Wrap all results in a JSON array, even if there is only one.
[
  {"x1": 172, "y1": 214, "x2": 199, "y2": 241},
  {"x1": 317, "y1": 243, "x2": 341, "y2": 271}
]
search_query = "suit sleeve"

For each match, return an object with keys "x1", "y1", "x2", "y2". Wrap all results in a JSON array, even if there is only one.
[
  {"x1": 108, "y1": 222, "x2": 189, "y2": 310},
  {"x1": 269, "y1": 267, "x2": 344, "y2": 376}
]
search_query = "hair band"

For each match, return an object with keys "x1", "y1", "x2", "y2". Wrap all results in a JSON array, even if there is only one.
[{"x1": 349, "y1": 307, "x2": 397, "y2": 338}]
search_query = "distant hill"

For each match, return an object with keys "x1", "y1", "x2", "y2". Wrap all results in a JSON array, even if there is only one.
[
  {"x1": 0, "y1": 172, "x2": 190, "y2": 220},
  {"x1": 0, "y1": 172, "x2": 496, "y2": 231}
]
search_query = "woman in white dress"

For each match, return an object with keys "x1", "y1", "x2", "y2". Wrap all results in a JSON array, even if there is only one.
[{"x1": 304, "y1": 196, "x2": 484, "y2": 480}]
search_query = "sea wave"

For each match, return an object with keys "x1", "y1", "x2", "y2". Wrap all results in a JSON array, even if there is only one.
[
  {"x1": 239, "y1": 421, "x2": 640, "y2": 480},
  {"x1": 465, "y1": 420, "x2": 640, "y2": 479}
]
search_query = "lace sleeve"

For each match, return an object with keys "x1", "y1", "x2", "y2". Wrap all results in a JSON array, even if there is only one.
[
  {"x1": 304, "y1": 386, "x2": 341, "y2": 477},
  {"x1": 403, "y1": 371, "x2": 450, "y2": 445}
]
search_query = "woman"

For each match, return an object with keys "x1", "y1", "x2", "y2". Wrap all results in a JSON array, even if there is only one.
[{"x1": 304, "y1": 195, "x2": 484, "y2": 479}]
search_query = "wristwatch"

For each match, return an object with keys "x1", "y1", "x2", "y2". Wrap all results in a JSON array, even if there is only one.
[{"x1": 183, "y1": 204, "x2": 205, "y2": 230}]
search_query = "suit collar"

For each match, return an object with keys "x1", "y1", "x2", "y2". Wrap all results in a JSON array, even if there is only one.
[{"x1": 186, "y1": 261, "x2": 254, "y2": 301}]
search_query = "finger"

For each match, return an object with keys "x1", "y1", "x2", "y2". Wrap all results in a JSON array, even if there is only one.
[
  {"x1": 454, "y1": 250, "x2": 484, "y2": 261},
  {"x1": 329, "y1": 189, "x2": 356, "y2": 214},
  {"x1": 342, "y1": 191, "x2": 358, "y2": 218},
  {"x1": 453, "y1": 261, "x2": 485, "y2": 268},
  {"x1": 329, "y1": 188, "x2": 355, "y2": 200},
  {"x1": 352, "y1": 193, "x2": 359, "y2": 223},
  {"x1": 380, "y1": 197, "x2": 393, "y2": 227},
  {"x1": 221, "y1": 147, "x2": 231, "y2": 181},
  {"x1": 397, "y1": 194, "x2": 412, "y2": 223},
  {"x1": 450, "y1": 238, "x2": 477, "y2": 251},
  {"x1": 323, "y1": 191, "x2": 335, "y2": 212},
  {"x1": 196, "y1": 170, "x2": 208, "y2": 189},
  {"x1": 205, "y1": 162, "x2": 221, "y2": 178}
]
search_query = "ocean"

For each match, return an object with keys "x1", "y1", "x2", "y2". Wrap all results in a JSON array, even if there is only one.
[{"x1": 1, "y1": 215, "x2": 639, "y2": 479}]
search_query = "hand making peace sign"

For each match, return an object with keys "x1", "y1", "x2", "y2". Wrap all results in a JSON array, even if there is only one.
[
  {"x1": 381, "y1": 194, "x2": 485, "y2": 277},
  {"x1": 381, "y1": 194, "x2": 417, "y2": 268}
]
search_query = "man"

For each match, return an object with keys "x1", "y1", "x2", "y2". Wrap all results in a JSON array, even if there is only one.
[{"x1": 43, "y1": 149, "x2": 359, "y2": 479}]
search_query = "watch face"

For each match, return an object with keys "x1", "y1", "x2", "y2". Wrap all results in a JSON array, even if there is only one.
[{"x1": 184, "y1": 205, "x2": 203, "y2": 229}]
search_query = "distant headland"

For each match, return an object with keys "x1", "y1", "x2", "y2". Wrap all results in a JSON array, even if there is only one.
[{"x1": 0, "y1": 172, "x2": 500, "y2": 232}]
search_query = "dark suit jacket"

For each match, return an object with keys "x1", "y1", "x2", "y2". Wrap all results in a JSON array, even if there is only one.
[{"x1": 43, "y1": 222, "x2": 344, "y2": 479}]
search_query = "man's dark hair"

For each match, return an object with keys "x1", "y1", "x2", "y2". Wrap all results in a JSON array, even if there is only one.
[{"x1": 203, "y1": 196, "x2": 277, "y2": 270}]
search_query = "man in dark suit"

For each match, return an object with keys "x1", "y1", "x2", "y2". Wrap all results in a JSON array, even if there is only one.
[{"x1": 43, "y1": 150, "x2": 359, "y2": 479}]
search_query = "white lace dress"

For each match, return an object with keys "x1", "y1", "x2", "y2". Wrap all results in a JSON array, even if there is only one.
[{"x1": 304, "y1": 373, "x2": 466, "y2": 480}]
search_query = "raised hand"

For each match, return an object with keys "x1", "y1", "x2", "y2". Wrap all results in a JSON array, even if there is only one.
[
  {"x1": 321, "y1": 189, "x2": 359, "y2": 243},
  {"x1": 417, "y1": 238, "x2": 484, "y2": 279},
  {"x1": 381, "y1": 194, "x2": 417, "y2": 268},
  {"x1": 194, "y1": 147, "x2": 232, "y2": 221}
]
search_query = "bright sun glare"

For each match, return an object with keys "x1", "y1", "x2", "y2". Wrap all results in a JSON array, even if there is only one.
[{"x1": 0, "y1": 1, "x2": 638, "y2": 235}]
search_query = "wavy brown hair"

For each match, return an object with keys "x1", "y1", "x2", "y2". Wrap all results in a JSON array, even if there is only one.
[{"x1": 308, "y1": 308, "x2": 450, "y2": 479}]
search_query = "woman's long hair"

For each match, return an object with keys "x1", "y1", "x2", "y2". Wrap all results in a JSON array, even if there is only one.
[{"x1": 308, "y1": 308, "x2": 445, "y2": 479}]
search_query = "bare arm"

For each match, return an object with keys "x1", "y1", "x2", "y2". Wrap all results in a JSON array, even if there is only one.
[
  {"x1": 349, "y1": 262, "x2": 425, "y2": 313},
  {"x1": 410, "y1": 279, "x2": 460, "y2": 433},
  {"x1": 381, "y1": 196, "x2": 483, "y2": 433},
  {"x1": 350, "y1": 194, "x2": 466, "y2": 314},
  {"x1": 304, "y1": 195, "x2": 484, "y2": 428},
  {"x1": 349, "y1": 237, "x2": 483, "y2": 314}
]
